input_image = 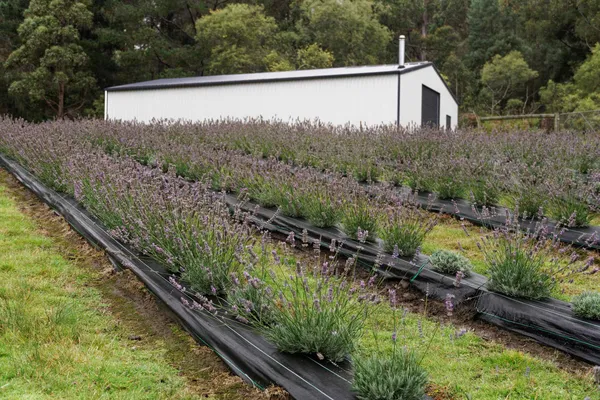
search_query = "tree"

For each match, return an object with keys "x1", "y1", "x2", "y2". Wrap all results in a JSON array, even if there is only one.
[
  {"x1": 540, "y1": 43, "x2": 600, "y2": 113},
  {"x1": 467, "y1": 0, "x2": 522, "y2": 71},
  {"x1": 297, "y1": 44, "x2": 334, "y2": 70},
  {"x1": 5, "y1": 0, "x2": 96, "y2": 119},
  {"x1": 298, "y1": 0, "x2": 391, "y2": 66},
  {"x1": 0, "y1": 0, "x2": 31, "y2": 117},
  {"x1": 480, "y1": 51, "x2": 538, "y2": 114},
  {"x1": 196, "y1": 4, "x2": 278, "y2": 75}
]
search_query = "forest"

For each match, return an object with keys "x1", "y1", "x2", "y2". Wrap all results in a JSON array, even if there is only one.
[{"x1": 0, "y1": 0, "x2": 599, "y2": 121}]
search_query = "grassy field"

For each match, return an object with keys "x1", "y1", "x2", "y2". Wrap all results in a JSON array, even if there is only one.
[{"x1": 0, "y1": 170, "x2": 268, "y2": 400}]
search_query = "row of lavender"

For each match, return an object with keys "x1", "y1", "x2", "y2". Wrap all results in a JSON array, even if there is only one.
[
  {"x1": 0, "y1": 117, "x2": 431, "y2": 398},
  {"x1": 106, "y1": 118, "x2": 599, "y2": 227}
]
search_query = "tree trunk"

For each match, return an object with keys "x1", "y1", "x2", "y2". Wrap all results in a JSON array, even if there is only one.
[
  {"x1": 420, "y1": 0, "x2": 428, "y2": 61},
  {"x1": 57, "y1": 82, "x2": 65, "y2": 119}
]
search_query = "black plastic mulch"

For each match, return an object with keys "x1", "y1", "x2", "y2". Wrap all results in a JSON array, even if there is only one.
[{"x1": 411, "y1": 191, "x2": 600, "y2": 251}]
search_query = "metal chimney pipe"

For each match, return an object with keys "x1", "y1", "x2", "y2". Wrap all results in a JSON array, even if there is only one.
[{"x1": 399, "y1": 35, "x2": 405, "y2": 67}]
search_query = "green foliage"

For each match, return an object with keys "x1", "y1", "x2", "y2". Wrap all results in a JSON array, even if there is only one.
[
  {"x1": 572, "y1": 291, "x2": 600, "y2": 320},
  {"x1": 479, "y1": 228, "x2": 558, "y2": 300},
  {"x1": 196, "y1": 4, "x2": 278, "y2": 75},
  {"x1": 341, "y1": 197, "x2": 379, "y2": 241},
  {"x1": 299, "y1": 190, "x2": 341, "y2": 228},
  {"x1": 297, "y1": 43, "x2": 334, "y2": 69},
  {"x1": 429, "y1": 250, "x2": 472, "y2": 276},
  {"x1": 550, "y1": 193, "x2": 591, "y2": 228},
  {"x1": 379, "y1": 207, "x2": 436, "y2": 257},
  {"x1": 540, "y1": 44, "x2": 600, "y2": 115},
  {"x1": 480, "y1": 51, "x2": 538, "y2": 114},
  {"x1": 263, "y1": 262, "x2": 370, "y2": 362},
  {"x1": 298, "y1": 0, "x2": 391, "y2": 66},
  {"x1": 352, "y1": 348, "x2": 428, "y2": 400},
  {"x1": 4, "y1": 0, "x2": 96, "y2": 118}
]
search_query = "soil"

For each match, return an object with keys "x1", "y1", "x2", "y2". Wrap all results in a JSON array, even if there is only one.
[{"x1": 0, "y1": 168, "x2": 288, "y2": 400}]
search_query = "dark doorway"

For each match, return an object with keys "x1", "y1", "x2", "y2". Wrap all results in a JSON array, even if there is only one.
[
  {"x1": 446, "y1": 115, "x2": 451, "y2": 130},
  {"x1": 421, "y1": 85, "x2": 440, "y2": 127}
]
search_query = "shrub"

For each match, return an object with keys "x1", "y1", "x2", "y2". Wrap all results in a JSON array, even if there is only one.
[
  {"x1": 341, "y1": 197, "x2": 379, "y2": 241},
  {"x1": 572, "y1": 292, "x2": 600, "y2": 320},
  {"x1": 262, "y1": 259, "x2": 374, "y2": 362},
  {"x1": 379, "y1": 206, "x2": 437, "y2": 257},
  {"x1": 352, "y1": 349, "x2": 428, "y2": 400},
  {"x1": 434, "y1": 175, "x2": 465, "y2": 200},
  {"x1": 352, "y1": 159, "x2": 382, "y2": 183},
  {"x1": 468, "y1": 178, "x2": 500, "y2": 206},
  {"x1": 73, "y1": 156, "x2": 253, "y2": 294},
  {"x1": 550, "y1": 195, "x2": 591, "y2": 228},
  {"x1": 477, "y1": 219, "x2": 583, "y2": 299},
  {"x1": 299, "y1": 188, "x2": 341, "y2": 228},
  {"x1": 429, "y1": 250, "x2": 472, "y2": 276}
]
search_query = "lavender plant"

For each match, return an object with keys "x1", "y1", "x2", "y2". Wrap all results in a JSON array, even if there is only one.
[
  {"x1": 261, "y1": 256, "x2": 376, "y2": 362},
  {"x1": 572, "y1": 292, "x2": 600, "y2": 320},
  {"x1": 69, "y1": 154, "x2": 254, "y2": 294},
  {"x1": 352, "y1": 289, "x2": 428, "y2": 400},
  {"x1": 341, "y1": 195, "x2": 379, "y2": 241},
  {"x1": 379, "y1": 205, "x2": 437, "y2": 257},
  {"x1": 429, "y1": 250, "x2": 473, "y2": 276},
  {"x1": 477, "y1": 217, "x2": 587, "y2": 299}
]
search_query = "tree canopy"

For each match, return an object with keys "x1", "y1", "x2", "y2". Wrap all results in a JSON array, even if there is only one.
[{"x1": 1, "y1": 0, "x2": 599, "y2": 120}]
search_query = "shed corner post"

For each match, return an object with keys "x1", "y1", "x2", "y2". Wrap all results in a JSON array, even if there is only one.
[
  {"x1": 396, "y1": 74, "x2": 401, "y2": 127},
  {"x1": 104, "y1": 90, "x2": 108, "y2": 120}
]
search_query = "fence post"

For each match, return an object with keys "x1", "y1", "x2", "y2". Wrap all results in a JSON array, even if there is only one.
[{"x1": 554, "y1": 113, "x2": 560, "y2": 131}]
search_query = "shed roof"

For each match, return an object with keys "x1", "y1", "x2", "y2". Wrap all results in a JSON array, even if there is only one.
[{"x1": 106, "y1": 62, "x2": 433, "y2": 92}]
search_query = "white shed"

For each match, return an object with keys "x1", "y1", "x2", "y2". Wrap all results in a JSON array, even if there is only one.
[{"x1": 105, "y1": 61, "x2": 458, "y2": 129}]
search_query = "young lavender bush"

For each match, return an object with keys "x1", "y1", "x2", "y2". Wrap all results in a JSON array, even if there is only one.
[
  {"x1": 261, "y1": 253, "x2": 376, "y2": 362},
  {"x1": 572, "y1": 292, "x2": 600, "y2": 320},
  {"x1": 341, "y1": 196, "x2": 379, "y2": 241},
  {"x1": 379, "y1": 204, "x2": 437, "y2": 257},
  {"x1": 429, "y1": 250, "x2": 472, "y2": 276},
  {"x1": 477, "y1": 217, "x2": 585, "y2": 299},
  {"x1": 352, "y1": 289, "x2": 428, "y2": 400},
  {"x1": 353, "y1": 348, "x2": 427, "y2": 400}
]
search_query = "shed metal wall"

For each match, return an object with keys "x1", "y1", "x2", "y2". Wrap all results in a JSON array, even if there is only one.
[
  {"x1": 106, "y1": 75, "x2": 398, "y2": 127},
  {"x1": 399, "y1": 66, "x2": 458, "y2": 129}
]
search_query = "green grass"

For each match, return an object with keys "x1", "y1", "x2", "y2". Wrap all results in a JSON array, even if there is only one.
[
  {"x1": 363, "y1": 305, "x2": 599, "y2": 399},
  {"x1": 0, "y1": 183, "x2": 206, "y2": 399},
  {"x1": 421, "y1": 215, "x2": 600, "y2": 300}
]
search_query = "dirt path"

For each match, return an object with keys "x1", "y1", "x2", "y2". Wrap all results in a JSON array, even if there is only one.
[{"x1": 0, "y1": 168, "x2": 287, "y2": 400}]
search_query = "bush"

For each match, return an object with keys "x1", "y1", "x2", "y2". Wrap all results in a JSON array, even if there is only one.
[
  {"x1": 379, "y1": 206, "x2": 437, "y2": 257},
  {"x1": 572, "y1": 291, "x2": 600, "y2": 320},
  {"x1": 468, "y1": 178, "x2": 500, "y2": 206},
  {"x1": 262, "y1": 260, "x2": 374, "y2": 362},
  {"x1": 353, "y1": 348, "x2": 428, "y2": 400},
  {"x1": 299, "y1": 189, "x2": 341, "y2": 228},
  {"x1": 475, "y1": 219, "x2": 584, "y2": 299},
  {"x1": 341, "y1": 197, "x2": 379, "y2": 241},
  {"x1": 429, "y1": 250, "x2": 472, "y2": 276},
  {"x1": 550, "y1": 193, "x2": 591, "y2": 228}
]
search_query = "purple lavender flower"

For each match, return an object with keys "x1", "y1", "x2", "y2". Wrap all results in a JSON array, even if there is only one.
[
  {"x1": 445, "y1": 293, "x2": 455, "y2": 316},
  {"x1": 453, "y1": 271, "x2": 464, "y2": 288}
]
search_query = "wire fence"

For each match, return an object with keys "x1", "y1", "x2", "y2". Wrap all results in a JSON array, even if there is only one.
[
  {"x1": 475, "y1": 109, "x2": 600, "y2": 132},
  {"x1": 558, "y1": 110, "x2": 600, "y2": 131}
]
